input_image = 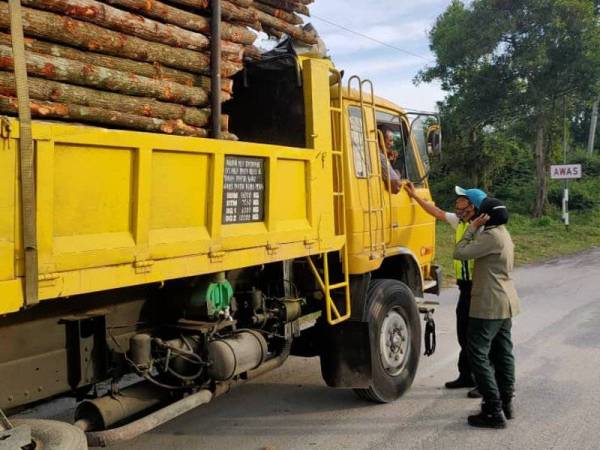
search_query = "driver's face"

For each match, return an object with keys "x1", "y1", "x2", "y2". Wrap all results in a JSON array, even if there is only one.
[{"x1": 384, "y1": 131, "x2": 394, "y2": 150}]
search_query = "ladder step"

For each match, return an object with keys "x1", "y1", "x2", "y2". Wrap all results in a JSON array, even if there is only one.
[{"x1": 328, "y1": 281, "x2": 348, "y2": 290}]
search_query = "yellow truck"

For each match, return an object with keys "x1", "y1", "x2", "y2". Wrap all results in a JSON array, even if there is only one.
[{"x1": 0, "y1": 54, "x2": 442, "y2": 447}]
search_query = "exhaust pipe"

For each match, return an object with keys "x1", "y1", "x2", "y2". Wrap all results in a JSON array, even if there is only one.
[
  {"x1": 82, "y1": 388, "x2": 213, "y2": 447},
  {"x1": 76, "y1": 337, "x2": 292, "y2": 446},
  {"x1": 74, "y1": 382, "x2": 170, "y2": 432}
]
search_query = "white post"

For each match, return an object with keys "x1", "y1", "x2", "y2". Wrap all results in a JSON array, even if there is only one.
[
  {"x1": 588, "y1": 99, "x2": 599, "y2": 154},
  {"x1": 562, "y1": 187, "x2": 569, "y2": 228}
]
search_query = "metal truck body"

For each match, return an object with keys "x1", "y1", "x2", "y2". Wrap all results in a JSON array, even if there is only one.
[{"x1": 0, "y1": 56, "x2": 440, "y2": 446}]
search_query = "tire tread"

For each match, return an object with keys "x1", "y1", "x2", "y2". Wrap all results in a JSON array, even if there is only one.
[{"x1": 353, "y1": 278, "x2": 421, "y2": 404}]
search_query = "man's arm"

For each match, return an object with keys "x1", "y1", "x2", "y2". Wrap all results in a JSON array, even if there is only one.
[
  {"x1": 380, "y1": 151, "x2": 401, "y2": 194},
  {"x1": 453, "y1": 228, "x2": 497, "y2": 260},
  {"x1": 403, "y1": 181, "x2": 447, "y2": 221},
  {"x1": 454, "y1": 214, "x2": 493, "y2": 260}
]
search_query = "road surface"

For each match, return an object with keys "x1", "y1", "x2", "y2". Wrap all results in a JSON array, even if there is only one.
[{"x1": 19, "y1": 248, "x2": 600, "y2": 449}]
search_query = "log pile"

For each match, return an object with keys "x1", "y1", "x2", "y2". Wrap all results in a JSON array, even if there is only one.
[
  {"x1": 0, "y1": 0, "x2": 318, "y2": 137},
  {"x1": 252, "y1": 0, "x2": 317, "y2": 45}
]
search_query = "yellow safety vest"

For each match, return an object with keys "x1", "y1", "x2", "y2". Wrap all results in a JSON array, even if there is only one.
[{"x1": 454, "y1": 221, "x2": 475, "y2": 281}]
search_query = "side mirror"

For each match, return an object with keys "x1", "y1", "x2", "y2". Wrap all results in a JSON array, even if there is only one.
[{"x1": 427, "y1": 127, "x2": 442, "y2": 159}]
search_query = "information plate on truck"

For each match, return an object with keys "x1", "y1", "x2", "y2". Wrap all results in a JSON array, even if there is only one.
[{"x1": 222, "y1": 156, "x2": 265, "y2": 224}]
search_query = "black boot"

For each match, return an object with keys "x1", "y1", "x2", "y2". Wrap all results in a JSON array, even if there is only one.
[
  {"x1": 445, "y1": 376, "x2": 476, "y2": 389},
  {"x1": 467, "y1": 387, "x2": 482, "y2": 398},
  {"x1": 501, "y1": 396, "x2": 514, "y2": 420},
  {"x1": 468, "y1": 399, "x2": 507, "y2": 429}
]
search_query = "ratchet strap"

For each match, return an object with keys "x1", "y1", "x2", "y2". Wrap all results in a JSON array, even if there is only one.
[{"x1": 8, "y1": 0, "x2": 38, "y2": 307}]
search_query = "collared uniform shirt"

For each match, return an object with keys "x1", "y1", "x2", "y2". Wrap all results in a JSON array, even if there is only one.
[{"x1": 454, "y1": 225, "x2": 521, "y2": 319}]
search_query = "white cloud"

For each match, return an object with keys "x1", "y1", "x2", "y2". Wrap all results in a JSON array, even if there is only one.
[
  {"x1": 375, "y1": 80, "x2": 444, "y2": 111},
  {"x1": 310, "y1": 0, "x2": 446, "y2": 27},
  {"x1": 319, "y1": 20, "x2": 433, "y2": 55},
  {"x1": 334, "y1": 56, "x2": 424, "y2": 76},
  {"x1": 256, "y1": 1, "x2": 450, "y2": 111},
  {"x1": 306, "y1": 0, "x2": 450, "y2": 111},
  {"x1": 334, "y1": 54, "x2": 425, "y2": 76}
]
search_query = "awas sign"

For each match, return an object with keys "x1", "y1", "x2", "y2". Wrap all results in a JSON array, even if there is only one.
[{"x1": 550, "y1": 164, "x2": 582, "y2": 180}]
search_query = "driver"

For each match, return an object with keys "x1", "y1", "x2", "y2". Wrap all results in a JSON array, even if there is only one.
[{"x1": 379, "y1": 127, "x2": 402, "y2": 194}]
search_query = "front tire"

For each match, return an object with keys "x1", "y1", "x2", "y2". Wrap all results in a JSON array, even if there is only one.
[{"x1": 354, "y1": 279, "x2": 421, "y2": 403}]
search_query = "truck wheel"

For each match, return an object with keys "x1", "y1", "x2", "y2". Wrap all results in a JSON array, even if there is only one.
[
  {"x1": 11, "y1": 419, "x2": 88, "y2": 450},
  {"x1": 354, "y1": 279, "x2": 421, "y2": 403}
]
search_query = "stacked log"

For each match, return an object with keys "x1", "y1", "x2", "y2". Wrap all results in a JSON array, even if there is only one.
[
  {"x1": 252, "y1": 0, "x2": 318, "y2": 45},
  {"x1": 0, "y1": 0, "x2": 318, "y2": 137}
]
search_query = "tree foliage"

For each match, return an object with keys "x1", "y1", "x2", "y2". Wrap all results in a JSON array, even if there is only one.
[{"x1": 419, "y1": 0, "x2": 600, "y2": 216}]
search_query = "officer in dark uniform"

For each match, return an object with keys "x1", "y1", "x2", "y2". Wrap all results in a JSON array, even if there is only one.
[{"x1": 454, "y1": 198, "x2": 521, "y2": 428}]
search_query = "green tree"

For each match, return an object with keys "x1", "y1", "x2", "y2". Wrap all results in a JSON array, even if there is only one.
[{"x1": 419, "y1": 0, "x2": 600, "y2": 216}]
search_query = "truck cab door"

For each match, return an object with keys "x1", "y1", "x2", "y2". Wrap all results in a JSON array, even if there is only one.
[
  {"x1": 343, "y1": 101, "x2": 391, "y2": 271},
  {"x1": 375, "y1": 110, "x2": 436, "y2": 268}
]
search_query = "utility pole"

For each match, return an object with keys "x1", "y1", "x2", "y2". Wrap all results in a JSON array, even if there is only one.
[
  {"x1": 587, "y1": 98, "x2": 599, "y2": 154},
  {"x1": 563, "y1": 98, "x2": 569, "y2": 229}
]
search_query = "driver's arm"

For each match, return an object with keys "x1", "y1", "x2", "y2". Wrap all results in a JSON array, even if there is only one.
[{"x1": 380, "y1": 151, "x2": 401, "y2": 194}]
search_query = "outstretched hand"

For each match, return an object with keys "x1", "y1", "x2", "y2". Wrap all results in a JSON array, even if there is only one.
[
  {"x1": 403, "y1": 181, "x2": 416, "y2": 198},
  {"x1": 469, "y1": 213, "x2": 490, "y2": 231}
]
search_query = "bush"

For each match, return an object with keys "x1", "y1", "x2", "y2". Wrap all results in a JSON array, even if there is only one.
[
  {"x1": 548, "y1": 183, "x2": 597, "y2": 210},
  {"x1": 570, "y1": 150, "x2": 600, "y2": 177},
  {"x1": 533, "y1": 215, "x2": 555, "y2": 227}
]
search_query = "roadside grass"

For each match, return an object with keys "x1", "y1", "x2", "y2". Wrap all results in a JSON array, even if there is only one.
[{"x1": 435, "y1": 209, "x2": 600, "y2": 286}]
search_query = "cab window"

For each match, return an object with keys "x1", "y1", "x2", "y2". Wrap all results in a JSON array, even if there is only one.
[
  {"x1": 410, "y1": 116, "x2": 435, "y2": 174},
  {"x1": 348, "y1": 106, "x2": 370, "y2": 178},
  {"x1": 376, "y1": 110, "x2": 424, "y2": 185}
]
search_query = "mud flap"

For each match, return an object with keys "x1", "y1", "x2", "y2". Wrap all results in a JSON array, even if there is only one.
[{"x1": 320, "y1": 321, "x2": 372, "y2": 388}]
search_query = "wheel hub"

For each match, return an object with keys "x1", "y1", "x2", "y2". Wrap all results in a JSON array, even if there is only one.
[{"x1": 379, "y1": 310, "x2": 410, "y2": 376}]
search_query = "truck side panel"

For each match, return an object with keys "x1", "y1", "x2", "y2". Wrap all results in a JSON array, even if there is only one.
[{"x1": 1, "y1": 75, "x2": 340, "y2": 315}]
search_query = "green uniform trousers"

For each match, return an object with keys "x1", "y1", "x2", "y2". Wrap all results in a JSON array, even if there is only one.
[{"x1": 467, "y1": 318, "x2": 515, "y2": 401}]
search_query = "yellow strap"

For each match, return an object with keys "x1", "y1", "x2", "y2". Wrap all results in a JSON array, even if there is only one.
[{"x1": 9, "y1": 0, "x2": 38, "y2": 306}]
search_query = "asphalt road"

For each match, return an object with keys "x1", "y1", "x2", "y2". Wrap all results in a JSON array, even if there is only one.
[{"x1": 19, "y1": 248, "x2": 600, "y2": 450}]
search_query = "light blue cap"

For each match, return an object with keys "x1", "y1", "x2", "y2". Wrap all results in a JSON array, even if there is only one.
[{"x1": 455, "y1": 186, "x2": 487, "y2": 208}]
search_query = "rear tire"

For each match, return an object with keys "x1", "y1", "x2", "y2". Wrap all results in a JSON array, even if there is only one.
[
  {"x1": 353, "y1": 279, "x2": 421, "y2": 403},
  {"x1": 11, "y1": 419, "x2": 88, "y2": 450}
]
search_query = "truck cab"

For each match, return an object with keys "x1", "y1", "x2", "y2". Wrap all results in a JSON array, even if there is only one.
[
  {"x1": 225, "y1": 53, "x2": 441, "y2": 300},
  {"x1": 340, "y1": 83, "x2": 438, "y2": 287}
]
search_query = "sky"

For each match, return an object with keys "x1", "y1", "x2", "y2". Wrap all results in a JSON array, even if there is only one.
[{"x1": 304, "y1": 0, "x2": 452, "y2": 112}]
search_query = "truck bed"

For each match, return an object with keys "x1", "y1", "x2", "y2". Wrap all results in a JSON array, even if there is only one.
[{"x1": 0, "y1": 118, "x2": 341, "y2": 315}]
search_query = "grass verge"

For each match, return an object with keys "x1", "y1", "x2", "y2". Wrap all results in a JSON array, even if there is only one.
[{"x1": 435, "y1": 209, "x2": 600, "y2": 286}]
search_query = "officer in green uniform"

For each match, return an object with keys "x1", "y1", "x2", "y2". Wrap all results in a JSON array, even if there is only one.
[
  {"x1": 404, "y1": 183, "x2": 486, "y2": 392},
  {"x1": 454, "y1": 197, "x2": 521, "y2": 429}
]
